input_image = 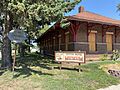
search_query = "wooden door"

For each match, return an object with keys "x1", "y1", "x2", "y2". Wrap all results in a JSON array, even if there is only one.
[
  {"x1": 65, "y1": 34, "x2": 69, "y2": 50},
  {"x1": 106, "y1": 34, "x2": 112, "y2": 51},
  {"x1": 89, "y1": 33, "x2": 96, "y2": 52}
]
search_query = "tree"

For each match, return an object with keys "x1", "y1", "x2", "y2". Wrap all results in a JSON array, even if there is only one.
[
  {"x1": 0, "y1": 1, "x2": 13, "y2": 69},
  {"x1": 0, "y1": 0, "x2": 81, "y2": 69}
]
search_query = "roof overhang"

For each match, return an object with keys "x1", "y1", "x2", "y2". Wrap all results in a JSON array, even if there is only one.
[{"x1": 67, "y1": 16, "x2": 120, "y2": 27}]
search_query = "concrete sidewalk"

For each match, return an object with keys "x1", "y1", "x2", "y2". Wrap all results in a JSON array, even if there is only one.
[{"x1": 98, "y1": 84, "x2": 120, "y2": 90}]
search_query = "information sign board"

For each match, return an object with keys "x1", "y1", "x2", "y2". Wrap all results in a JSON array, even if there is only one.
[
  {"x1": 8, "y1": 30, "x2": 27, "y2": 43},
  {"x1": 55, "y1": 51, "x2": 86, "y2": 63}
]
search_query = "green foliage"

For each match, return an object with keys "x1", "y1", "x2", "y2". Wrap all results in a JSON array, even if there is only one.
[
  {"x1": 0, "y1": 0, "x2": 82, "y2": 34},
  {"x1": 60, "y1": 18, "x2": 70, "y2": 29},
  {"x1": 111, "y1": 50, "x2": 120, "y2": 61},
  {"x1": 7, "y1": 0, "x2": 81, "y2": 28},
  {"x1": 35, "y1": 24, "x2": 49, "y2": 38},
  {"x1": 117, "y1": 4, "x2": 120, "y2": 11},
  {"x1": 100, "y1": 54, "x2": 108, "y2": 61}
]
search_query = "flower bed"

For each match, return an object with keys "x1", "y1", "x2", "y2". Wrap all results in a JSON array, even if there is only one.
[{"x1": 100, "y1": 63, "x2": 120, "y2": 77}]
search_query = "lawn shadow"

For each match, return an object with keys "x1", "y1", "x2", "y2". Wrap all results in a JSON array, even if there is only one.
[
  {"x1": 57, "y1": 67, "x2": 81, "y2": 72},
  {"x1": 13, "y1": 64, "x2": 53, "y2": 78},
  {"x1": 13, "y1": 53, "x2": 55, "y2": 78},
  {"x1": 0, "y1": 67, "x2": 9, "y2": 76},
  {"x1": 0, "y1": 71, "x2": 5, "y2": 76},
  {"x1": 16, "y1": 53, "x2": 54, "y2": 69}
]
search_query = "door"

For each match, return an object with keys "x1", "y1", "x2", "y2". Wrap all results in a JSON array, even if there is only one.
[
  {"x1": 89, "y1": 33, "x2": 96, "y2": 52},
  {"x1": 106, "y1": 34, "x2": 112, "y2": 51}
]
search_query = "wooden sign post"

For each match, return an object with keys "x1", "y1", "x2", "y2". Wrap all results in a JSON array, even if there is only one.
[
  {"x1": 12, "y1": 44, "x2": 17, "y2": 71},
  {"x1": 8, "y1": 29, "x2": 27, "y2": 71},
  {"x1": 55, "y1": 51, "x2": 86, "y2": 72}
]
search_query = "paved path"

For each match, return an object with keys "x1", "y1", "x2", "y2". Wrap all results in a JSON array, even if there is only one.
[{"x1": 98, "y1": 84, "x2": 120, "y2": 90}]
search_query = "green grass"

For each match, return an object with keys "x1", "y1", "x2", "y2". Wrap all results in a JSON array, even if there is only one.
[{"x1": 0, "y1": 53, "x2": 120, "y2": 90}]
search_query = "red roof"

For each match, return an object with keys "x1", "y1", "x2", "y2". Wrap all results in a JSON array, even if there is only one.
[{"x1": 68, "y1": 11, "x2": 120, "y2": 26}]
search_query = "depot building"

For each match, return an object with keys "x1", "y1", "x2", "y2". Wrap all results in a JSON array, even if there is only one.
[{"x1": 36, "y1": 6, "x2": 120, "y2": 57}]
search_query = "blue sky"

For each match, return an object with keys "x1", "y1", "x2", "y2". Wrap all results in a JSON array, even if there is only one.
[{"x1": 65, "y1": 0, "x2": 120, "y2": 20}]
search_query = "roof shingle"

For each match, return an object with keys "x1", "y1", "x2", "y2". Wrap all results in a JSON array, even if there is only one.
[{"x1": 68, "y1": 11, "x2": 120, "y2": 26}]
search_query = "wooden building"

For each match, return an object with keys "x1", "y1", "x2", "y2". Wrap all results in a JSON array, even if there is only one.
[{"x1": 36, "y1": 6, "x2": 120, "y2": 58}]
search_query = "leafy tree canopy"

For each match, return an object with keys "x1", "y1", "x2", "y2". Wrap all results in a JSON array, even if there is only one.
[
  {"x1": 0, "y1": 0, "x2": 81, "y2": 39},
  {"x1": 1, "y1": 0, "x2": 81, "y2": 27}
]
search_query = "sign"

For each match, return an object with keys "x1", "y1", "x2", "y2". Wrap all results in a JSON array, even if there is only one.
[
  {"x1": 55, "y1": 51, "x2": 86, "y2": 63},
  {"x1": 8, "y1": 30, "x2": 27, "y2": 43},
  {"x1": 8, "y1": 29, "x2": 27, "y2": 72}
]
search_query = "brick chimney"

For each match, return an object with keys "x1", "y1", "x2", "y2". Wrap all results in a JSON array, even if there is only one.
[{"x1": 79, "y1": 6, "x2": 84, "y2": 13}]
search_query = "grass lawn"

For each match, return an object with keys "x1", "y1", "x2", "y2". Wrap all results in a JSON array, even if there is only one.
[{"x1": 0, "y1": 53, "x2": 120, "y2": 90}]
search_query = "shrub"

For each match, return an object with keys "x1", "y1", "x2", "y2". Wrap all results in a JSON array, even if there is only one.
[
  {"x1": 100, "y1": 54, "x2": 108, "y2": 61},
  {"x1": 111, "y1": 50, "x2": 120, "y2": 61}
]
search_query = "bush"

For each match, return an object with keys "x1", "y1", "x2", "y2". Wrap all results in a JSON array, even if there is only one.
[
  {"x1": 111, "y1": 50, "x2": 120, "y2": 61},
  {"x1": 100, "y1": 54, "x2": 108, "y2": 61}
]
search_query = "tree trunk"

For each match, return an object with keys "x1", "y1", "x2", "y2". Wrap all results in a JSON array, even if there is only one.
[
  {"x1": 1, "y1": 10, "x2": 12, "y2": 69},
  {"x1": 28, "y1": 36, "x2": 31, "y2": 53},
  {"x1": 27, "y1": 28, "x2": 31, "y2": 53},
  {"x1": 1, "y1": 37, "x2": 12, "y2": 68}
]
